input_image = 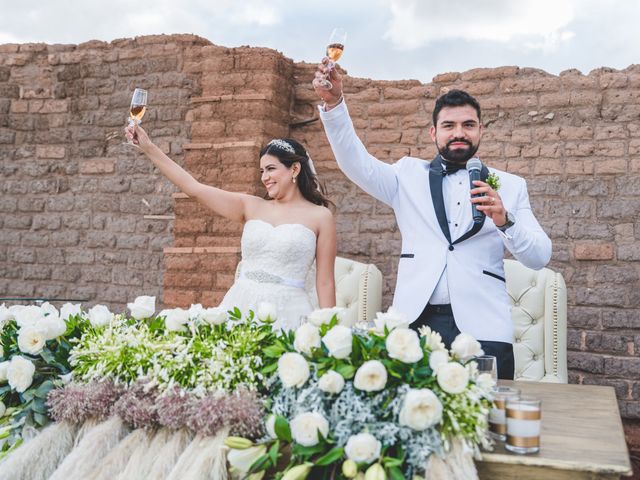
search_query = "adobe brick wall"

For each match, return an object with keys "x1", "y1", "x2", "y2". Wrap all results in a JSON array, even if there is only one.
[{"x1": 0, "y1": 36, "x2": 638, "y2": 471}]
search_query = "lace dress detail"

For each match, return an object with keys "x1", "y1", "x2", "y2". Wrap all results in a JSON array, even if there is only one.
[{"x1": 220, "y1": 219, "x2": 317, "y2": 331}]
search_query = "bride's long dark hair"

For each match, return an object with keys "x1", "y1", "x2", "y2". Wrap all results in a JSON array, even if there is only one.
[{"x1": 260, "y1": 138, "x2": 333, "y2": 208}]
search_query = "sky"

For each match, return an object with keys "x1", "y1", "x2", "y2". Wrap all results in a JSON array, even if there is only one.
[{"x1": 0, "y1": 0, "x2": 638, "y2": 83}]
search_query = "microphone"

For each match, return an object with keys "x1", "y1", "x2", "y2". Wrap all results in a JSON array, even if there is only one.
[{"x1": 467, "y1": 158, "x2": 484, "y2": 224}]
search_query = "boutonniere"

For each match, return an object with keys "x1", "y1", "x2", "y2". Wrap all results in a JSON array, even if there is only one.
[{"x1": 486, "y1": 172, "x2": 501, "y2": 191}]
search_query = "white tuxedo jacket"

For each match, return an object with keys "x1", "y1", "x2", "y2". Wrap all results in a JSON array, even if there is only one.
[{"x1": 320, "y1": 101, "x2": 552, "y2": 343}]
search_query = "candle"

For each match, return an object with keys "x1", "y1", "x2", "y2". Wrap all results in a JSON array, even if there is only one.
[
  {"x1": 489, "y1": 386, "x2": 520, "y2": 441},
  {"x1": 505, "y1": 397, "x2": 542, "y2": 454}
]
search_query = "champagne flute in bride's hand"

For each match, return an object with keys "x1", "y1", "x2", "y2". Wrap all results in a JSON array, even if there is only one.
[
  {"x1": 125, "y1": 88, "x2": 148, "y2": 145},
  {"x1": 314, "y1": 27, "x2": 347, "y2": 90}
]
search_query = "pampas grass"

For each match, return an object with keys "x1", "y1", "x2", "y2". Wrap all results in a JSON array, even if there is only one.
[
  {"x1": 88, "y1": 428, "x2": 150, "y2": 480},
  {"x1": 424, "y1": 438, "x2": 479, "y2": 480},
  {"x1": 146, "y1": 429, "x2": 193, "y2": 480},
  {"x1": 166, "y1": 429, "x2": 229, "y2": 480},
  {"x1": 0, "y1": 421, "x2": 79, "y2": 480},
  {"x1": 49, "y1": 416, "x2": 130, "y2": 480},
  {"x1": 117, "y1": 428, "x2": 169, "y2": 480}
]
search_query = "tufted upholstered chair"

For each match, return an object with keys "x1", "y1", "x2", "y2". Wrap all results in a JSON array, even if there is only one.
[
  {"x1": 505, "y1": 259, "x2": 568, "y2": 383},
  {"x1": 334, "y1": 256, "x2": 383, "y2": 326}
]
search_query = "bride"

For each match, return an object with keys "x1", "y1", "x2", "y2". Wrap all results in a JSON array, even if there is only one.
[{"x1": 125, "y1": 125, "x2": 336, "y2": 330}]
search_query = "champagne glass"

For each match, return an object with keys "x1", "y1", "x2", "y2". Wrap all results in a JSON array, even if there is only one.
[
  {"x1": 315, "y1": 27, "x2": 347, "y2": 90},
  {"x1": 125, "y1": 88, "x2": 147, "y2": 145}
]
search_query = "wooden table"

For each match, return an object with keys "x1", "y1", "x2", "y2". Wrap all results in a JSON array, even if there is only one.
[{"x1": 477, "y1": 380, "x2": 633, "y2": 479}]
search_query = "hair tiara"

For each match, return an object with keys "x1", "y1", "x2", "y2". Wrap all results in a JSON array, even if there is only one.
[{"x1": 267, "y1": 139, "x2": 295, "y2": 154}]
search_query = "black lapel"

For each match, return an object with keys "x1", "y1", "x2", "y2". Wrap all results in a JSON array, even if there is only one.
[
  {"x1": 428, "y1": 155, "x2": 451, "y2": 245},
  {"x1": 452, "y1": 163, "x2": 490, "y2": 245}
]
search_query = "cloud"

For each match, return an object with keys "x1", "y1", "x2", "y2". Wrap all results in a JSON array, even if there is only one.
[{"x1": 382, "y1": 0, "x2": 575, "y2": 50}]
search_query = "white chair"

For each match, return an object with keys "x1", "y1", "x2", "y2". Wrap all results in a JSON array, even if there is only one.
[
  {"x1": 505, "y1": 259, "x2": 568, "y2": 383},
  {"x1": 334, "y1": 256, "x2": 383, "y2": 326}
]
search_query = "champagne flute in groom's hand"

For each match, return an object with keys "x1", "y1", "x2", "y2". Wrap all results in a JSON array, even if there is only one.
[{"x1": 313, "y1": 28, "x2": 347, "y2": 90}]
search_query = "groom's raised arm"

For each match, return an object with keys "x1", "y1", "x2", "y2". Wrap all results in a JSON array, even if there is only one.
[{"x1": 319, "y1": 100, "x2": 398, "y2": 207}]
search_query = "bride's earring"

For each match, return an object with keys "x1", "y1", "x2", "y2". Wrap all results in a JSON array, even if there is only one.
[{"x1": 292, "y1": 176, "x2": 297, "y2": 184}]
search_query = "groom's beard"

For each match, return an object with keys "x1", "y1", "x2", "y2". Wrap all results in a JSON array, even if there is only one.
[{"x1": 438, "y1": 138, "x2": 479, "y2": 164}]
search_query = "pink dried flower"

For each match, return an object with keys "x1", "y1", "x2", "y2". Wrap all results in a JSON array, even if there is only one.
[
  {"x1": 47, "y1": 380, "x2": 124, "y2": 423},
  {"x1": 156, "y1": 386, "x2": 197, "y2": 430},
  {"x1": 113, "y1": 381, "x2": 160, "y2": 429}
]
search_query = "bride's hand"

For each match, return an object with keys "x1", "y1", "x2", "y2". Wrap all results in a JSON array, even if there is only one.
[{"x1": 124, "y1": 124, "x2": 153, "y2": 152}]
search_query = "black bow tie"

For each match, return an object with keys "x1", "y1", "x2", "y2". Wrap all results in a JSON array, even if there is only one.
[{"x1": 441, "y1": 159, "x2": 465, "y2": 176}]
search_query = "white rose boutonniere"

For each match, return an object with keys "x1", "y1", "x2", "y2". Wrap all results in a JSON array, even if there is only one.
[
  {"x1": 290, "y1": 412, "x2": 330, "y2": 447},
  {"x1": 399, "y1": 388, "x2": 443, "y2": 430},
  {"x1": 127, "y1": 295, "x2": 155, "y2": 320},
  {"x1": 322, "y1": 325, "x2": 353, "y2": 359},
  {"x1": 436, "y1": 362, "x2": 470, "y2": 394},
  {"x1": 353, "y1": 360, "x2": 387, "y2": 392},
  {"x1": 278, "y1": 352, "x2": 310, "y2": 388},
  {"x1": 386, "y1": 328, "x2": 423, "y2": 363},
  {"x1": 7, "y1": 355, "x2": 35, "y2": 393}
]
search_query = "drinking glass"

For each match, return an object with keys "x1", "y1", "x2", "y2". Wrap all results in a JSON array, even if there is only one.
[
  {"x1": 314, "y1": 28, "x2": 347, "y2": 90},
  {"x1": 489, "y1": 386, "x2": 520, "y2": 441},
  {"x1": 475, "y1": 354, "x2": 498, "y2": 386},
  {"x1": 506, "y1": 397, "x2": 542, "y2": 454},
  {"x1": 125, "y1": 88, "x2": 148, "y2": 145}
]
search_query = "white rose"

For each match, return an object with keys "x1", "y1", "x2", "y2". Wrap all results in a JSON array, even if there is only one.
[
  {"x1": 278, "y1": 352, "x2": 310, "y2": 388},
  {"x1": 318, "y1": 370, "x2": 345, "y2": 394},
  {"x1": 399, "y1": 388, "x2": 443, "y2": 430},
  {"x1": 7, "y1": 356, "x2": 35, "y2": 393},
  {"x1": 38, "y1": 315, "x2": 67, "y2": 340},
  {"x1": 476, "y1": 372, "x2": 495, "y2": 391},
  {"x1": 344, "y1": 433, "x2": 381, "y2": 464},
  {"x1": 0, "y1": 400, "x2": 5, "y2": 417},
  {"x1": 265, "y1": 414, "x2": 277, "y2": 439},
  {"x1": 160, "y1": 308, "x2": 190, "y2": 332},
  {"x1": 40, "y1": 302, "x2": 59, "y2": 319},
  {"x1": 450, "y1": 333, "x2": 483, "y2": 361},
  {"x1": 373, "y1": 307, "x2": 409, "y2": 333},
  {"x1": 256, "y1": 302, "x2": 277, "y2": 323},
  {"x1": 429, "y1": 350, "x2": 449, "y2": 374},
  {"x1": 127, "y1": 295, "x2": 155, "y2": 320},
  {"x1": 13, "y1": 305, "x2": 44, "y2": 329},
  {"x1": 436, "y1": 362, "x2": 470, "y2": 394},
  {"x1": 418, "y1": 326, "x2": 446, "y2": 352},
  {"x1": 88, "y1": 305, "x2": 114, "y2": 327},
  {"x1": 0, "y1": 361, "x2": 9, "y2": 382},
  {"x1": 386, "y1": 328, "x2": 423, "y2": 363},
  {"x1": 227, "y1": 445, "x2": 267, "y2": 473},
  {"x1": 17, "y1": 326, "x2": 46, "y2": 355},
  {"x1": 322, "y1": 325, "x2": 353, "y2": 359},
  {"x1": 290, "y1": 412, "x2": 329, "y2": 447},
  {"x1": 187, "y1": 303, "x2": 205, "y2": 321},
  {"x1": 353, "y1": 360, "x2": 387, "y2": 392},
  {"x1": 307, "y1": 307, "x2": 345, "y2": 327},
  {"x1": 60, "y1": 303, "x2": 82, "y2": 321},
  {"x1": 293, "y1": 323, "x2": 321, "y2": 355},
  {"x1": 201, "y1": 307, "x2": 228, "y2": 325}
]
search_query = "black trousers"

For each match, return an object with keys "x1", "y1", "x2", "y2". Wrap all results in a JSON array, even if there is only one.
[{"x1": 412, "y1": 303, "x2": 515, "y2": 380}]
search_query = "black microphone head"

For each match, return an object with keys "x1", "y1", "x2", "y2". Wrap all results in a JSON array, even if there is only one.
[{"x1": 466, "y1": 158, "x2": 482, "y2": 172}]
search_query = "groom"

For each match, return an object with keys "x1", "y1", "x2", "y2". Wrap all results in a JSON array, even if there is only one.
[{"x1": 313, "y1": 67, "x2": 552, "y2": 379}]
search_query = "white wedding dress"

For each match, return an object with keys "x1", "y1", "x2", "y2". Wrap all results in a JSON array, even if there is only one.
[{"x1": 220, "y1": 219, "x2": 317, "y2": 331}]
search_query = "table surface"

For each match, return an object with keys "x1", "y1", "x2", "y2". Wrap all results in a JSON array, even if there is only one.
[{"x1": 478, "y1": 380, "x2": 633, "y2": 477}]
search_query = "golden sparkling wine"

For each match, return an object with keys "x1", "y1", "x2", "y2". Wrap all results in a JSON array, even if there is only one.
[
  {"x1": 129, "y1": 105, "x2": 146, "y2": 122},
  {"x1": 326, "y1": 43, "x2": 344, "y2": 62}
]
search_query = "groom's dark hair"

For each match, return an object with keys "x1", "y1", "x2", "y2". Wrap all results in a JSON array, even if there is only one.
[{"x1": 432, "y1": 89, "x2": 482, "y2": 126}]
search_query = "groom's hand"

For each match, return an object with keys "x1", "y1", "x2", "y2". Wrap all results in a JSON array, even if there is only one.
[
  {"x1": 471, "y1": 180, "x2": 508, "y2": 227},
  {"x1": 313, "y1": 57, "x2": 343, "y2": 108}
]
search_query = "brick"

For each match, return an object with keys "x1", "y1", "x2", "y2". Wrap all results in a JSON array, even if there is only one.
[
  {"x1": 567, "y1": 351, "x2": 604, "y2": 374},
  {"x1": 36, "y1": 146, "x2": 66, "y2": 159},
  {"x1": 573, "y1": 242, "x2": 614, "y2": 260}
]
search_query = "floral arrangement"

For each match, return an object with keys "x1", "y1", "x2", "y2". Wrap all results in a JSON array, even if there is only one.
[
  {"x1": 225, "y1": 308, "x2": 494, "y2": 480},
  {"x1": 0, "y1": 302, "x2": 86, "y2": 461},
  {"x1": 486, "y1": 172, "x2": 501, "y2": 191},
  {"x1": 69, "y1": 296, "x2": 281, "y2": 395}
]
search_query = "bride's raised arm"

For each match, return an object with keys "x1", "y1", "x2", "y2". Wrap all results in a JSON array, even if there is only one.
[{"x1": 125, "y1": 124, "x2": 255, "y2": 223}]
